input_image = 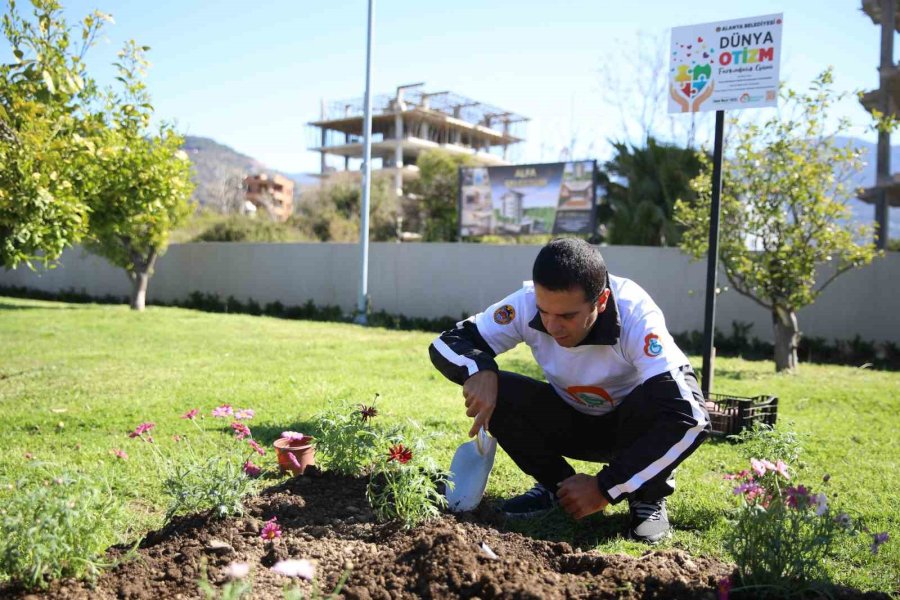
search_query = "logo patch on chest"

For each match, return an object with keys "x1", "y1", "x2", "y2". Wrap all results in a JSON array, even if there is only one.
[
  {"x1": 644, "y1": 333, "x2": 663, "y2": 357},
  {"x1": 493, "y1": 304, "x2": 516, "y2": 325},
  {"x1": 565, "y1": 385, "x2": 614, "y2": 407}
]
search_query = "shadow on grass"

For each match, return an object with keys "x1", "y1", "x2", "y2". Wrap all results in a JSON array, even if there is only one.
[{"x1": 0, "y1": 301, "x2": 78, "y2": 311}]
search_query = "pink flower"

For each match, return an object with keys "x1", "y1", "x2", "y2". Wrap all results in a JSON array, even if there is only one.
[
  {"x1": 750, "y1": 458, "x2": 767, "y2": 477},
  {"x1": 785, "y1": 485, "x2": 811, "y2": 509},
  {"x1": 173, "y1": 434, "x2": 183, "y2": 443},
  {"x1": 129, "y1": 422, "x2": 155, "y2": 438},
  {"x1": 871, "y1": 532, "x2": 889, "y2": 554},
  {"x1": 271, "y1": 559, "x2": 315, "y2": 580},
  {"x1": 286, "y1": 451, "x2": 302, "y2": 470},
  {"x1": 231, "y1": 421, "x2": 252, "y2": 440},
  {"x1": 260, "y1": 517, "x2": 281, "y2": 540},
  {"x1": 248, "y1": 439, "x2": 265, "y2": 456},
  {"x1": 181, "y1": 408, "x2": 199, "y2": 420},
  {"x1": 224, "y1": 561, "x2": 250, "y2": 579},
  {"x1": 774, "y1": 460, "x2": 790, "y2": 479},
  {"x1": 112, "y1": 449, "x2": 128, "y2": 460},
  {"x1": 212, "y1": 404, "x2": 234, "y2": 418},
  {"x1": 281, "y1": 431, "x2": 306, "y2": 442},
  {"x1": 242, "y1": 460, "x2": 261, "y2": 477},
  {"x1": 234, "y1": 409, "x2": 255, "y2": 420},
  {"x1": 717, "y1": 576, "x2": 732, "y2": 600}
]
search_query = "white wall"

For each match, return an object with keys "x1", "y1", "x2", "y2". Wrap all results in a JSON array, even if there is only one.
[{"x1": 2, "y1": 243, "x2": 898, "y2": 344}]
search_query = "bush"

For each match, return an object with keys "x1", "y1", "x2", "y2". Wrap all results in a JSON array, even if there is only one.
[
  {"x1": 722, "y1": 460, "x2": 887, "y2": 597},
  {"x1": 193, "y1": 216, "x2": 307, "y2": 243},
  {"x1": 728, "y1": 422, "x2": 804, "y2": 464},
  {"x1": 312, "y1": 403, "x2": 381, "y2": 476},
  {"x1": 366, "y1": 437, "x2": 449, "y2": 529},
  {"x1": 127, "y1": 407, "x2": 266, "y2": 522},
  {"x1": 0, "y1": 470, "x2": 127, "y2": 589},
  {"x1": 163, "y1": 455, "x2": 257, "y2": 521}
]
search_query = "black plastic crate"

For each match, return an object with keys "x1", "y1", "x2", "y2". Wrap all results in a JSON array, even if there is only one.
[{"x1": 704, "y1": 393, "x2": 778, "y2": 437}]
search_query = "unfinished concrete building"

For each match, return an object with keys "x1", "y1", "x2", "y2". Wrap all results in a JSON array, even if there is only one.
[
  {"x1": 307, "y1": 83, "x2": 527, "y2": 196},
  {"x1": 859, "y1": 0, "x2": 899, "y2": 248}
]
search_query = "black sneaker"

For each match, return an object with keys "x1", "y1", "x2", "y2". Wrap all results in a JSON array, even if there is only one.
[
  {"x1": 500, "y1": 483, "x2": 559, "y2": 518},
  {"x1": 627, "y1": 497, "x2": 670, "y2": 543}
]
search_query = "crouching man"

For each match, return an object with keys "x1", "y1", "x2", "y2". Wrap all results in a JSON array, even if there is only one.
[{"x1": 429, "y1": 238, "x2": 710, "y2": 543}]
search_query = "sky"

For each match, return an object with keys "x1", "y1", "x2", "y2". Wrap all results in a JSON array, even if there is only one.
[{"x1": 9, "y1": 0, "x2": 897, "y2": 175}]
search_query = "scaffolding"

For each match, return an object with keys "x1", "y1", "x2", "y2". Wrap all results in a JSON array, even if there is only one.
[{"x1": 307, "y1": 83, "x2": 528, "y2": 195}]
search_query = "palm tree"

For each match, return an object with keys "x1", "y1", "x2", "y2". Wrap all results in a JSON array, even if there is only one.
[{"x1": 598, "y1": 137, "x2": 702, "y2": 246}]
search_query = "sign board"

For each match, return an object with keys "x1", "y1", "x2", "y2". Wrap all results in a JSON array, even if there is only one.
[
  {"x1": 668, "y1": 13, "x2": 783, "y2": 113},
  {"x1": 459, "y1": 161, "x2": 596, "y2": 237}
]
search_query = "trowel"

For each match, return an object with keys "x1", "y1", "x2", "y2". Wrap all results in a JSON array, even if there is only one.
[{"x1": 445, "y1": 427, "x2": 497, "y2": 512}]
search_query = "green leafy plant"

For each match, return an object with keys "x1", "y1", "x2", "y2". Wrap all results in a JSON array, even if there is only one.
[
  {"x1": 728, "y1": 422, "x2": 804, "y2": 464},
  {"x1": 163, "y1": 454, "x2": 256, "y2": 521},
  {"x1": 366, "y1": 437, "x2": 450, "y2": 529},
  {"x1": 129, "y1": 406, "x2": 266, "y2": 522},
  {"x1": 312, "y1": 400, "x2": 382, "y2": 476},
  {"x1": 0, "y1": 469, "x2": 128, "y2": 590},
  {"x1": 723, "y1": 459, "x2": 887, "y2": 597}
]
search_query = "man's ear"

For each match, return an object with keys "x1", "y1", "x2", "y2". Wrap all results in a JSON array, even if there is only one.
[{"x1": 596, "y1": 288, "x2": 611, "y2": 313}]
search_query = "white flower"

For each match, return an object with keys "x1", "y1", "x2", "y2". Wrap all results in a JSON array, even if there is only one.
[
  {"x1": 271, "y1": 558, "x2": 315, "y2": 580},
  {"x1": 813, "y1": 493, "x2": 828, "y2": 516},
  {"x1": 224, "y1": 561, "x2": 250, "y2": 579}
]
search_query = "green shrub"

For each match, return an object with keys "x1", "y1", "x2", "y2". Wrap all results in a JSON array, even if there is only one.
[
  {"x1": 722, "y1": 460, "x2": 885, "y2": 597},
  {"x1": 312, "y1": 403, "x2": 381, "y2": 476},
  {"x1": 728, "y1": 422, "x2": 804, "y2": 464},
  {"x1": 366, "y1": 436, "x2": 449, "y2": 529},
  {"x1": 193, "y1": 216, "x2": 306, "y2": 243},
  {"x1": 163, "y1": 455, "x2": 257, "y2": 521},
  {"x1": 0, "y1": 470, "x2": 127, "y2": 589}
]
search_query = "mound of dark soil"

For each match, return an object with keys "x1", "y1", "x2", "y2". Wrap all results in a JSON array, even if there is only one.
[{"x1": 2, "y1": 472, "x2": 889, "y2": 599}]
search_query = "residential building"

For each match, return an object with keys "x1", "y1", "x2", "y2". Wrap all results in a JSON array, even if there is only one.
[{"x1": 244, "y1": 173, "x2": 295, "y2": 222}]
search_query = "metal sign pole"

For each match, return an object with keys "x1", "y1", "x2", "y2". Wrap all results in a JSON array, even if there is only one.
[
  {"x1": 355, "y1": 0, "x2": 375, "y2": 325},
  {"x1": 701, "y1": 109, "x2": 725, "y2": 397}
]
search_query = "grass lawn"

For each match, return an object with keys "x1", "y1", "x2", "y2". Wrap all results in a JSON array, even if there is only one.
[{"x1": 0, "y1": 296, "x2": 897, "y2": 593}]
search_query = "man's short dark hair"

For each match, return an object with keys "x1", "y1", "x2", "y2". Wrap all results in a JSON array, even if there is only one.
[{"x1": 533, "y1": 238, "x2": 607, "y2": 302}]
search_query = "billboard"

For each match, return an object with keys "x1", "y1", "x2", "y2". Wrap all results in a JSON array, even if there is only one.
[
  {"x1": 458, "y1": 160, "x2": 597, "y2": 237},
  {"x1": 668, "y1": 13, "x2": 783, "y2": 113}
]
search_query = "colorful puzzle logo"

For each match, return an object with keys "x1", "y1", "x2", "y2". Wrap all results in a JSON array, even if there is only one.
[{"x1": 670, "y1": 36, "x2": 717, "y2": 112}]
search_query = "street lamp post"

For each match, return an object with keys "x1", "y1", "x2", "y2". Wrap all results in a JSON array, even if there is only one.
[{"x1": 355, "y1": 0, "x2": 375, "y2": 324}]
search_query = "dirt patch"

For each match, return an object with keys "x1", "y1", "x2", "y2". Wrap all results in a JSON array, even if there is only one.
[{"x1": 2, "y1": 471, "x2": 889, "y2": 599}]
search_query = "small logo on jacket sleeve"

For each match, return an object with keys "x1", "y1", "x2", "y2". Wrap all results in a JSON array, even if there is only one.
[
  {"x1": 644, "y1": 333, "x2": 663, "y2": 357},
  {"x1": 493, "y1": 305, "x2": 516, "y2": 325}
]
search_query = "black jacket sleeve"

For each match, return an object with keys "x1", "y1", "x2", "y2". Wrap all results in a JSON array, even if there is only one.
[{"x1": 428, "y1": 317, "x2": 499, "y2": 385}]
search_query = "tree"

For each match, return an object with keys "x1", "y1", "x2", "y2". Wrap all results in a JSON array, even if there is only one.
[
  {"x1": 676, "y1": 70, "x2": 880, "y2": 372},
  {"x1": 598, "y1": 137, "x2": 702, "y2": 246},
  {"x1": 293, "y1": 171, "x2": 397, "y2": 242},
  {"x1": 83, "y1": 42, "x2": 193, "y2": 310},
  {"x1": 0, "y1": 0, "x2": 109, "y2": 269},
  {"x1": 406, "y1": 150, "x2": 474, "y2": 242}
]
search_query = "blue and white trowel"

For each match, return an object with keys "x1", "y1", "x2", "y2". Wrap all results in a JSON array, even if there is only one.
[{"x1": 445, "y1": 427, "x2": 497, "y2": 512}]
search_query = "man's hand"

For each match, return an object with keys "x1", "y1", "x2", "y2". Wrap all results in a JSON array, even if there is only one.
[
  {"x1": 463, "y1": 370, "x2": 498, "y2": 437},
  {"x1": 557, "y1": 474, "x2": 609, "y2": 520}
]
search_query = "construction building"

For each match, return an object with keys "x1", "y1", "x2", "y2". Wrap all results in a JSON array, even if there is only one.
[
  {"x1": 243, "y1": 173, "x2": 295, "y2": 222},
  {"x1": 307, "y1": 83, "x2": 528, "y2": 196},
  {"x1": 859, "y1": 0, "x2": 899, "y2": 248}
]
